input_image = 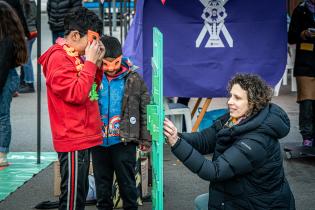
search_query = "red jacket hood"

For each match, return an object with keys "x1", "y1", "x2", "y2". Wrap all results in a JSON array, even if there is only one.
[{"x1": 38, "y1": 44, "x2": 64, "y2": 78}]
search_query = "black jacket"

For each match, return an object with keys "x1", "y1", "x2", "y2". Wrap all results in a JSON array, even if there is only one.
[
  {"x1": 23, "y1": 0, "x2": 37, "y2": 33},
  {"x1": 172, "y1": 103, "x2": 295, "y2": 210},
  {"x1": 47, "y1": 0, "x2": 82, "y2": 32},
  {"x1": 119, "y1": 71, "x2": 151, "y2": 145},
  {"x1": 5, "y1": 0, "x2": 30, "y2": 37},
  {"x1": 288, "y1": 2, "x2": 315, "y2": 77}
]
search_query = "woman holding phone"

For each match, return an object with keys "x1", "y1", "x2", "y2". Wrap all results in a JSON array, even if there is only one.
[{"x1": 289, "y1": 0, "x2": 315, "y2": 147}]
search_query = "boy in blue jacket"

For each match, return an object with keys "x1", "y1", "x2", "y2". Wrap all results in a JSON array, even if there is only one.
[{"x1": 92, "y1": 35, "x2": 151, "y2": 210}]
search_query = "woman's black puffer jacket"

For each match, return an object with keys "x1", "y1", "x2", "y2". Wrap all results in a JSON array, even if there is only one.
[{"x1": 172, "y1": 103, "x2": 295, "y2": 210}]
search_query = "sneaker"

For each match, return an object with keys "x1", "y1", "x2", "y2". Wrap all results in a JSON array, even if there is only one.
[
  {"x1": 0, "y1": 152, "x2": 8, "y2": 167},
  {"x1": 20, "y1": 80, "x2": 26, "y2": 87},
  {"x1": 303, "y1": 139, "x2": 313, "y2": 147},
  {"x1": 19, "y1": 83, "x2": 35, "y2": 93}
]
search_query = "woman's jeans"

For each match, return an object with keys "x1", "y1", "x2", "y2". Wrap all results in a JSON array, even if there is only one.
[
  {"x1": 22, "y1": 38, "x2": 36, "y2": 83},
  {"x1": 194, "y1": 193, "x2": 209, "y2": 210},
  {"x1": 0, "y1": 69, "x2": 19, "y2": 153}
]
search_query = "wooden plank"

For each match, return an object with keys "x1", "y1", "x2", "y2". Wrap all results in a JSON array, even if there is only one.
[{"x1": 192, "y1": 98, "x2": 211, "y2": 132}]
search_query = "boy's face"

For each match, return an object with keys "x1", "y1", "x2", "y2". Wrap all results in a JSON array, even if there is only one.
[
  {"x1": 66, "y1": 31, "x2": 88, "y2": 55},
  {"x1": 102, "y1": 56, "x2": 122, "y2": 76}
]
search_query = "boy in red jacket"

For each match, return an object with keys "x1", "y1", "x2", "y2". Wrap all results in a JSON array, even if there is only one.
[{"x1": 38, "y1": 7, "x2": 104, "y2": 210}]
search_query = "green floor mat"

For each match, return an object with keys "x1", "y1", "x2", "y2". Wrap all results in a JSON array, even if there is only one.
[{"x1": 0, "y1": 152, "x2": 57, "y2": 201}]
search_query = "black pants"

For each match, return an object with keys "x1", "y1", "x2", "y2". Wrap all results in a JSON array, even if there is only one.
[
  {"x1": 177, "y1": 97, "x2": 190, "y2": 132},
  {"x1": 299, "y1": 100, "x2": 315, "y2": 140},
  {"x1": 58, "y1": 149, "x2": 90, "y2": 210},
  {"x1": 91, "y1": 143, "x2": 138, "y2": 210}
]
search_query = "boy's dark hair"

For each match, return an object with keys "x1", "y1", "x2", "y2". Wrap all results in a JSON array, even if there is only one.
[
  {"x1": 64, "y1": 7, "x2": 102, "y2": 36},
  {"x1": 100, "y1": 35, "x2": 122, "y2": 58}
]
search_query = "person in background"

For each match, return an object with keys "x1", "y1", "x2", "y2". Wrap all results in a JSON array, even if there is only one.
[
  {"x1": 289, "y1": 0, "x2": 315, "y2": 147},
  {"x1": 19, "y1": 0, "x2": 37, "y2": 93},
  {"x1": 47, "y1": 0, "x2": 82, "y2": 44},
  {"x1": 164, "y1": 74, "x2": 295, "y2": 210},
  {"x1": 177, "y1": 97, "x2": 190, "y2": 132},
  {"x1": 5, "y1": 0, "x2": 30, "y2": 97},
  {"x1": 0, "y1": 0, "x2": 28, "y2": 166},
  {"x1": 4, "y1": 0, "x2": 30, "y2": 38}
]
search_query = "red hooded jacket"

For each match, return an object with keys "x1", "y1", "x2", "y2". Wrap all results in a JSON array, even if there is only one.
[{"x1": 38, "y1": 39, "x2": 103, "y2": 152}]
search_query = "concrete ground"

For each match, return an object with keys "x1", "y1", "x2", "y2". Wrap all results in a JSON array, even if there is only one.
[{"x1": 0, "y1": 13, "x2": 315, "y2": 210}]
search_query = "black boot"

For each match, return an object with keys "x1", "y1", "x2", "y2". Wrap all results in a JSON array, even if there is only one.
[
  {"x1": 299, "y1": 100, "x2": 314, "y2": 141},
  {"x1": 19, "y1": 83, "x2": 35, "y2": 93}
]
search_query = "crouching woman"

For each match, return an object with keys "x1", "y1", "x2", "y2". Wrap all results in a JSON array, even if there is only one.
[{"x1": 164, "y1": 73, "x2": 295, "y2": 210}]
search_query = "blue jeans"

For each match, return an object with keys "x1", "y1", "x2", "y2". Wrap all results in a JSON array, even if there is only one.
[
  {"x1": 194, "y1": 193, "x2": 209, "y2": 210},
  {"x1": 52, "y1": 31, "x2": 64, "y2": 44},
  {"x1": 22, "y1": 38, "x2": 36, "y2": 83},
  {"x1": 0, "y1": 69, "x2": 19, "y2": 153}
]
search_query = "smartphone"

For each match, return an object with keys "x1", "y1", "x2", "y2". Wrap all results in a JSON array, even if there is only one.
[{"x1": 87, "y1": 30, "x2": 100, "y2": 43}]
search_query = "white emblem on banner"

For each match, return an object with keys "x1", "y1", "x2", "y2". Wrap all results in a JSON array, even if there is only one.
[{"x1": 196, "y1": 0, "x2": 233, "y2": 48}]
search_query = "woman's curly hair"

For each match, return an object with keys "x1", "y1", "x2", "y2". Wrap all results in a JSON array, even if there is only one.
[{"x1": 227, "y1": 73, "x2": 273, "y2": 116}]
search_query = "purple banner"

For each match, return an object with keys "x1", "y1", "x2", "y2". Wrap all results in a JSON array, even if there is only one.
[{"x1": 123, "y1": 0, "x2": 287, "y2": 97}]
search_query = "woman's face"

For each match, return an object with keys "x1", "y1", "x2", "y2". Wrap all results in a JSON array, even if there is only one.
[{"x1": 227, "y1": 84, "x2": 250, "y2": 118}]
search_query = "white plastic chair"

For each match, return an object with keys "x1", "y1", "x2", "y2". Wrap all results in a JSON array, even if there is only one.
[
  {"x1": 164, "y1": 98, "x2": 192, "y2": 133},
  {"x1": 289, "y1": 44, "x2": 297, "y2": 92},
  {"x1": 274, "y1": 44, "x2": 297, "y2": 96}
]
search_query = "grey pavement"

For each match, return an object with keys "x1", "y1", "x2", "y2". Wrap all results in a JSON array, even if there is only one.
[{"x1": 1, "y1": 13, "x2": 315, "y2": 210}]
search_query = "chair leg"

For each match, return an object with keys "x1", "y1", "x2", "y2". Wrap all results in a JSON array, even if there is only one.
[
  {"x1": 172, "y1": 115, "x2": 183, "y2": 133},
  {"x1": 282, "y1": 67, "x2": 288, "y2": 85},
  {"x1": 274, "y1": 79, "x2": 282, "y2": 96},
  {"x1": 184, "y1": 112, "x2": 193, "y2": 133},
  {"x1": 291, "y1": 70, "x2": 297, "y2": 92}
]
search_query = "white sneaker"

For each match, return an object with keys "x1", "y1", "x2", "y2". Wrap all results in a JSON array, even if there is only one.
[{"x1": 0, "y1": 152, "x2": 8, "y2": 167}]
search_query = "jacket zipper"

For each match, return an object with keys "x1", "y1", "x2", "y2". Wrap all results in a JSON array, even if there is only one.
[{"x1": 107, "y1": 81, "x2": 110, "y2": 146}]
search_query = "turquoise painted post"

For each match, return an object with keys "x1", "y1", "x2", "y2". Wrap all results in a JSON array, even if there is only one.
[{"x1": 147, "y1": 27, "x2": 164, "y2": 210}]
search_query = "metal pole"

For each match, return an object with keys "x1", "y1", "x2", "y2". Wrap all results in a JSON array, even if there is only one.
[
  {"x1": 123, "y1": 0, "x2": 127, "y2": 39},
  {"x1": 36, "y1": 0, "x2": 42, "y2": 164},
  {"x1": 127, "y1": 0, "x2": 131, "y2": 29},
  {"x1": 120, "y1": 0, "x2": 123, "y2": 43},
  {"x1": 113, "y1": 0, "x2": 117, "y2": 31},
  {"x1": 109, "y1": 0, "x2": 113, "y2": 36},
  {"x1": 99, "y1": 0, "x2": 104, "y2": 34}
]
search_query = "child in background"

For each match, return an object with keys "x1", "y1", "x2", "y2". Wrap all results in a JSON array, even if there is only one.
[
  {"x1": 92, "y1": 35, "x2": 151, "y2": 210},
  {"x1": 38, "y1": 7, "x2": 104, "y2": 210}
]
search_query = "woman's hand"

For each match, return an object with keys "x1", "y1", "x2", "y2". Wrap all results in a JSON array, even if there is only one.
[
  {"x1": 163, "y1": 118, "x2": 179, "y2": 147},
  {"x1": 301, "y1": 29, "x2": 313, "y2": 40}
]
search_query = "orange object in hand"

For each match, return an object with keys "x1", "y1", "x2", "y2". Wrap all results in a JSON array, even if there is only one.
[{"x1": 87, "y1": 30, "x2": 100, "y2": 43}]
